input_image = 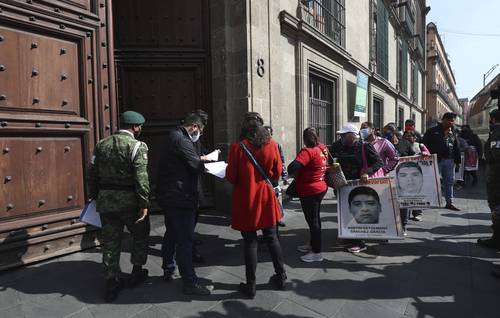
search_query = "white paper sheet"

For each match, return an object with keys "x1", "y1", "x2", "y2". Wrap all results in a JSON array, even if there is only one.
[
  {"x1": 80, "y1": 200, "x2": 102, "y2": 228},
  {"x1": 205, "y1": 161, "x2": 228, "y2": 178},
  {"x1": 204, "y1": 149, "x2": 221, "y2": 161}
]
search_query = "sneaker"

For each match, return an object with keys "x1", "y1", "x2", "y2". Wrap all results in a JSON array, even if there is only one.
[
  {"x1": 277, "y1": 220, "x2": 286, "y2": 227},
  {"x1": 300, "y1": 252, "x2": 324, "y2": 262},
  {"x1": 269, "y1": 273, "x2": 287, "y2": 290},
  {"x1": 104, "y1": 277, "x2": 124, "y2": 303},
  {"x1": 445, "y1": 204, "x2": 460, "y2": 211},
  {"x1": 297, "y1": 244, "x2": 312, "y2": 253},
  {"x1": 347, "y1": 244, "x2": 367, "y2": 253},
  {"x1": 128, "y1": 268, "x2": 148, "y2": 288},
  {"x1": 182, "y1": 283, "x2": 214, "y2": 296},
  {"x1": 163, "y1": 269, "x2": 177, "y2": 282},
  {"x1": 403, "y1": 229, "x2": 408, "y2": 237},
  {"x1": 412, "y1": 215, "x2": 422, "y2": 221}
]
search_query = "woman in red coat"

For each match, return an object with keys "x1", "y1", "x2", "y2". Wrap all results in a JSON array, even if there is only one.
[{"x1": 226, "y1": 112, "x2": 286, "y2": 298}]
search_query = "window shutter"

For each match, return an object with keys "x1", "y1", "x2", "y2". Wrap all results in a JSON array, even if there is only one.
[
  {"x1": 376, "y1": 0, "x2": 389, "y2": 79},
  {"x1": 402, "y1": 41, "x2": 408, "y2": 94}
]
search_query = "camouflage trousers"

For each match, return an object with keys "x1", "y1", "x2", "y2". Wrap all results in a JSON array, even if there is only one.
[{"x1": 100, "y1": 210, "x2": 150, "y2": 279}]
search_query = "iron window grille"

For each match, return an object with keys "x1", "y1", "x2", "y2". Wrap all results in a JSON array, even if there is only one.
[
  {"x1": 301, "y1": 0, "x2": 346, "y2": 47},
  {"x1": 309, "y1": 73, "x2": 334, "y2": 146},
  {"x1": 375, "y1": 0, "x2": 389, "y2": 79},
  {"x1": 373, "y1": 98, "x2": 383, "y2": 130}
]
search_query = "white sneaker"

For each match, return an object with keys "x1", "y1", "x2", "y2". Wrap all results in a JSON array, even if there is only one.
[
  {"x1": 297, "y1": 244, "x2": 312, "y2": 253},
  {"x1": 300, "y1": 252, "x2": 323, "y2": 262}
]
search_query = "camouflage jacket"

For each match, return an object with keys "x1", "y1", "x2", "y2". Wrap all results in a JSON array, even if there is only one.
[
  {"x1": 88, "y1": 130, "x2": 150, "y2": 213},
  {"x1": 485, "y1": 124, "x2": 500, "y2": 208}
]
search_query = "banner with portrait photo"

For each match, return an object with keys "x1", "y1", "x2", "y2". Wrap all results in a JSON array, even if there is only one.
[
  {"x1": 337, "y1": 177, "x2": 403, "y2": 240},
  {"x1": 388, "y1": 154, "x2": 443, "y2": 208}
]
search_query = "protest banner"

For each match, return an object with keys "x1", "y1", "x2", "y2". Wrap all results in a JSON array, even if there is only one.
[
  {"x1": 337, "y1": 177, "x2": 403, "y2": 240},
  {"x1": 388, "y1": 154, "x2": 443, "y2": 208}
]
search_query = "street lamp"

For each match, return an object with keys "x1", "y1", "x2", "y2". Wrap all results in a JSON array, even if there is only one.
[{"x1": 484, "y1": 64, "x2": 499, "y2": 87}]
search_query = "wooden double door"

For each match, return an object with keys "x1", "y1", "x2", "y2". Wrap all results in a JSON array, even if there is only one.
[{"x1": 0, "y1": 0, "x2": 212, "y2": 270}]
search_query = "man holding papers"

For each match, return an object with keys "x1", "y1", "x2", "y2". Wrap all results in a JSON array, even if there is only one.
[{"x1": 88, "y1": 111, "x2": 151, "y2": 302}]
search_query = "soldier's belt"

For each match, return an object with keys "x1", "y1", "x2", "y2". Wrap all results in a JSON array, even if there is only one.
[{"x1": 99, "y1": 184, "x2": 135, "y2": 191}]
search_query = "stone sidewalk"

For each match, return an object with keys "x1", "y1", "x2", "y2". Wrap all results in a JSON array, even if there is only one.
[{"x1": 1, "y1": 180, "x2": 499, "y2": 318}]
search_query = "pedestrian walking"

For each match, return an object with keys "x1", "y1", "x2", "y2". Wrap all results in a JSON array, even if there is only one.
[
  {"x1": 88, "y1": 111, "x2": 150, "y2": 302},
  {"x1": 156, "y1": 112, "x2": 213, "y2": 296},
  {"x1": 287, "y1": 127, "x2": 328, "y2": 262},
  {"x1": 226, "y1": 112, "x2": 286, "y2": 298},
  {"x1": 423, "y1": 112, "x2": 461, "y2": 211}
]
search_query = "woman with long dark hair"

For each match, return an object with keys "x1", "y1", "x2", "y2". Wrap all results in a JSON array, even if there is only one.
[
  {"x1": 287, "y1": 127, "x2": 328, "y2": 262},
  {"x1": 226, "y1": 112, "x2": 286, "y2": 298}
]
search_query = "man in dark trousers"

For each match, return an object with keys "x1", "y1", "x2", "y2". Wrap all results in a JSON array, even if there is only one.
[
  {"x1": 478, "y1": 109, "x2": 500, "y2": 252},
  {"x1": 423, "y1": 112, "x2": 461, "y2": 211},
  {"x1": 156, "y1": 112, "x2": 213, "y2": 295}
]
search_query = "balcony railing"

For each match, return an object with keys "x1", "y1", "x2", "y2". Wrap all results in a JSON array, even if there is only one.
[
  {"x1": 399, "y1": 4, "x2": 415, "y2": 36},
  {"x1": 431, "y1": 83, "x2": 461, "y2": 113},
  {"x1": 300, "y1": 0, "x2": 345, "y2": 47}
]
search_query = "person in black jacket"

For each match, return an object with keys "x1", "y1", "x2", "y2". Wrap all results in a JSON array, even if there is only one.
[
  {"x1": 423, "y1": 112, "x2": 461, "y2": 211},
  {"x1": 156, "y1": 112, "x2": 213, "y2": 296},
  {"x1": 329, "y1": 124, "x2": 384, "y2": 253}
]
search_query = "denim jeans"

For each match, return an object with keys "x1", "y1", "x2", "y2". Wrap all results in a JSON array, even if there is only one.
[
  {"x1": 162, "y1": 209, "x2": 197, "y2": 285},
  {"x1": 438, "y1": 159, "x2": 455, "y2": 205},
  {"x1": 241, "y1": 227, "x2": 285, "y2": 284},
  {"x1": 400, "y1": 208, "x2": 409, "y2": 227}
]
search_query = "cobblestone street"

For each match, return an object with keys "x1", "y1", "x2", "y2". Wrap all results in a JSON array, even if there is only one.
[{"x1": 1, "y1": 173, "x2": 499, "y2": 318}]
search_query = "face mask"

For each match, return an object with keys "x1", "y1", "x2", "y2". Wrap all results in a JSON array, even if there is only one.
[
  {"x1": 360, "y1": 128, "x2": 370, "y2": 140},
  {"x1": 190, "y1": 129, "x2": 200, "y2": 143}
]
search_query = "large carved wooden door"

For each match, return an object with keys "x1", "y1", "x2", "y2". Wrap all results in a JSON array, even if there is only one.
[
  {"x1": 112, "y1": 0, "x2": 213, "y2": 206},
  {"x1": 0, "y1": 0, "x2": 116, "y2": 269}
]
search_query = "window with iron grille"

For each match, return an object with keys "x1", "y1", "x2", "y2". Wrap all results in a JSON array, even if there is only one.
[
  {"x1": 375, "y1": 0, "x2": 389, "y2": 79},
  {"x1": 373, "y1": 98, "x2": 383, "y2": 130},
  {"x1": 309, "y1": 73, "x2": 334, "y2": 145},
  {"x1": 301, "y1": 0, "x2": 346, "y2": 47},
  {"x1": 397, "y1": 38, "x2": 408, "y2": 95},
  {"x1": 398, "y1": 107, "x2": 405, "y2": 129}
]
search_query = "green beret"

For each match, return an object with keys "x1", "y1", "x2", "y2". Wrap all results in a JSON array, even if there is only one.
[{"x1": 120, "y1": 111, "x2": 145, "y2": 125}]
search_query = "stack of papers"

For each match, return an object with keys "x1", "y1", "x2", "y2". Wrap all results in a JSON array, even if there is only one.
[{"x1": 205, "y1": 161, "x2": 228, "y2": 178}]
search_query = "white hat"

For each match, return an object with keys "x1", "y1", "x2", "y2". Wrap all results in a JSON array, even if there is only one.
[{"x1": 336, "y1": 123, "x2": 359, "y2": 134}]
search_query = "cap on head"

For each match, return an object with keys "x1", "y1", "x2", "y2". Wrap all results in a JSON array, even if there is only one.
[
  {"x1": 442, "y1": 112, "x2": 457, "y2": 120},
  {"x1": 490, "y1": 109, "x2": 500, "y2": 121},
  {"x1": 337, "y1": 123, "x2": 359, "y2": 135},
  {"x1": 120, "y1": 111, "x2": 145, "y2": 125}
]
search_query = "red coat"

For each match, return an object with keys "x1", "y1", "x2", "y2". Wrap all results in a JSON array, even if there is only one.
[{"x1": 226, "y1": 138, "x2": 282, "y2": 232}]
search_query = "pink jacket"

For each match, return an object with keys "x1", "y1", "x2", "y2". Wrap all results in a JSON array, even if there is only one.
[{"x1": 371, "y1": 137, "x2": 398, "y2": 175}]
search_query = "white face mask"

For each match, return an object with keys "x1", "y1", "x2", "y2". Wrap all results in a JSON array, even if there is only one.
[
  {"x1": 360, "y1": 128, "x2": 370, "y2": 140},
  {"x1": 190, "y1": 129, "x2": 201, "y2": 143}
]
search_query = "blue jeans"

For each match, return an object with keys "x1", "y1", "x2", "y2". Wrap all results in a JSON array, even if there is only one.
[
  {"x1": 400, "y1": 209, "x2": 409, "y2": 227},
  {"x1": 438, "y1": 159, "x2": 455, "y2": 205},
  {"x1": 162, "y1": 209, "x2": 197, "y2": 285}
]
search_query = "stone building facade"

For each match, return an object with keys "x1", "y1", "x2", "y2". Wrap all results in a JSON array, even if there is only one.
[{"x1": 425, "y1": 22, "x2": 462, "y2": 126}]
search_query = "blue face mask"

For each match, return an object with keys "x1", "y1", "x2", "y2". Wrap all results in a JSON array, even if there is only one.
[{"x1": 360, "y1": 128, "x2": 370, "y2": 140}]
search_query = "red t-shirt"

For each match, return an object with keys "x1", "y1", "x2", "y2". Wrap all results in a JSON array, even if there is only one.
[{"x1": 294, "y1": 144, "x2": 328, "y2": 197}]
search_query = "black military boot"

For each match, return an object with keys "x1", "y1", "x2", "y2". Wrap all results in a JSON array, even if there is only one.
[
  {"x1": 182, "y1": 282, "x2": 214, "y2": 296},
  {"x1": 238, "y1": 281, "x2": 256, "y2": 299},
  {"x1": 105, "y1": 277, "x2": 124, "y2": 303},
  {"x1": 128, "y1": 265, "x2": 148, "y2": 288}
]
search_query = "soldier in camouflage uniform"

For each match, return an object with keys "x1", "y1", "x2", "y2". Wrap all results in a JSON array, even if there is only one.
[
  {"x1": 88, "y1": 111, "x2": 150, "y2": 302},
  {"x1": 478, "y1": 109, "x2": 500, "y2": 251}
]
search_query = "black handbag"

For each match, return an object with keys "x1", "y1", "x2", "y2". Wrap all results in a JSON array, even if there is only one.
[{"x1": 285, "y1": 179, "x2": 298, "y2": 197}]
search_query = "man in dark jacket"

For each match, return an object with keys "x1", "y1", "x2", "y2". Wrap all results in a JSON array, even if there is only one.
[
  {"x1": 423, "y1": 112, "x2": 461, "y2": 211},
  {"x1": 156, "y1": 112, "x2": 213, "y2": 295}
]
